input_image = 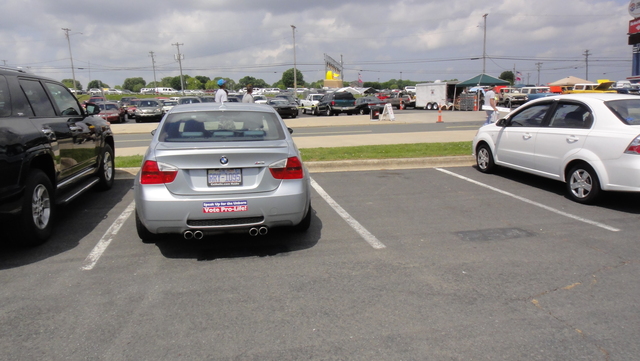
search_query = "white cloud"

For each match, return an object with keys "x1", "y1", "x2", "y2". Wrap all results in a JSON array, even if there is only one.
[{"x1": 0, "y1": 0, "x2": 633, "y2": 88}]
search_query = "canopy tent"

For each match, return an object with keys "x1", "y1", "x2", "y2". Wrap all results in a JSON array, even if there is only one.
[
  {"x1": 547, "y1": 76, "x2": 591, "y2": 86},
  {"x1": 456, "y1": 73, "x2": 510, "y2": 88}
]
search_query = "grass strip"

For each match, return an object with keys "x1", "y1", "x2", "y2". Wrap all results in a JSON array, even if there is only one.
[{"x1": 115, "y1": 142, "x2": 472, "y2": 168}]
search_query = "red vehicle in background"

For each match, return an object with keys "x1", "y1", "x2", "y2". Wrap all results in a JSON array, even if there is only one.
[{"x1": 96, "y1": 101, "x2": 126, "y2": 123}]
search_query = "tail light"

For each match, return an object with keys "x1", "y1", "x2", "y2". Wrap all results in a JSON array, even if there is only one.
[
  {"x1": 330, "y1": 101, "x2": 335, "y2": 106},
  {"x1": 269, "y1": 157, "x2": 304, "y2": 179},
  {"x1": 624, "y1": 136, "x2": 640, "y2": 154},
  {"x1": 140, "y1": 160, "x2": 178, "y2": 184}
]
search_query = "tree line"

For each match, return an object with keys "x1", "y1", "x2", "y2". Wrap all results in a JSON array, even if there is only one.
[{"x1": 62, "y1": 69, "x2": 517, "y2": 92}]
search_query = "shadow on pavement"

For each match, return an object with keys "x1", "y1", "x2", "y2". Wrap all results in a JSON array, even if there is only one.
[
  {"x1": 0, "y1": 180, "x2": 134, "y2": 270},
  {"x1": 150, "y1": 210, "x2": 322, "y2": 261}
]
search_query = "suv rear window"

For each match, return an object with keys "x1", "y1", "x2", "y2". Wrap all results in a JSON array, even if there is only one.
[
  {"x1": 159, "y1": 111, "x2": 285, "y2": 142},
  {"x1": 334, "y1": 92, "x2": 355, "y2": 100}
]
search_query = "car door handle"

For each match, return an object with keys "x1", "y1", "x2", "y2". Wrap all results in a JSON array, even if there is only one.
[
  {"x1": 69, "y1": 125, "x2": 83, "y2": 133},
  {"x1": 566, "y1": 135, "x2": 580, "y2": 143},
  {"x1": 522, "y1": 133, "x2": 532, "y2": 140}
]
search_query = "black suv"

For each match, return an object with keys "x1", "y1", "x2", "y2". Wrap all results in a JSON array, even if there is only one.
[{"x1": 0, "y1": 67, "x2": 115, "y2": 246}]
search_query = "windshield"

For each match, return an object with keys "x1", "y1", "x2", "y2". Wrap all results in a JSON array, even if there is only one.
[
  {"x1": 139, "y1": 100, "x2": 159, "y2": 107},
  {"x1": 606, "y1": 99, "x2": 640, "y2": 125},
  {"x1": 158, "y1": 111, "x2": 286, "y2": 142}
]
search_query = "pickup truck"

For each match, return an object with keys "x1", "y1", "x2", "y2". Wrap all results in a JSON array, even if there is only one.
[
  {"x1": 383, "y1": 92, "x2": 413, "y2": 109},
  {"x1": 520, "y1": 86, "x2": 555, "y2": 103},
  {"x1": 299, "y1": 93, "x2": 323, "y2": 114}
]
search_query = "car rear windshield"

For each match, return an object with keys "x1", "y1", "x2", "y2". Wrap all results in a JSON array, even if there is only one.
[
  {"x1": 605, "y1": 99, "x2": 640, "y2": 125},
  {"x1": 158, "y1": 111, "x2": 286, "y2": 142}
]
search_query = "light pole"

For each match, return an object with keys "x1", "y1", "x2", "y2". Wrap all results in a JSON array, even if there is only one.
[
  {"x1": 173, "y1": 42, "x2": 185, "y2": 95},
  {"x1": 291, "y1": 25, "x2": 297, "y2": 97},
  {"x1": 62, "y1": 28, "x2": 79, "y2": 92},
  {"x1": 482, "y1": 14, "x2": 488, "y2": 74}
]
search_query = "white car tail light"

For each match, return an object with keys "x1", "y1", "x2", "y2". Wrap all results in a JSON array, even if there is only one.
[
  {"x1": 624, "y1": 135, "x2": 640, "y2": 154},
  {"x1": 140, "y1": 160, "x2": 178, "y2": 184},
  {"x1": 269, "y1": 157, "x2": 304, "y2": 179}
]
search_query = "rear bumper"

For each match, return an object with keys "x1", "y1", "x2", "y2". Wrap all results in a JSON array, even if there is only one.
[{"x1": 134, "y1": 179, "x2": 310, "y2": 234}]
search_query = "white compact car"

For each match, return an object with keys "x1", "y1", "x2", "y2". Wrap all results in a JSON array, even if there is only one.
[
  {"x1": 134, "y1": 102, "x2": 312, "y2": 242},
  {"x1": 473, "y1": 93, "x2": 640, "y2": 204}
]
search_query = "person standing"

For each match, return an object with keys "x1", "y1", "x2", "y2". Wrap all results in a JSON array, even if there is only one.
[
  {"x1": 242, "y1": 84, "x2": 255, "y2": 103},
  {"x1": 215, "y1": 79, "x2": 228, "y2": 103},
  {"x1": 483, "y1": 84, "x2": 498, "y2": 126}
]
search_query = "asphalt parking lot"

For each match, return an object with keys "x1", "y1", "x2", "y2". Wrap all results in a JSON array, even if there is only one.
[{"x1": 2, "y1": 165, "x2": 639, "y2": 360}]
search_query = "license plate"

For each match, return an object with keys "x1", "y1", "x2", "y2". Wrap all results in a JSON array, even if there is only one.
[{"x1": 207, "y1": 169, "x2": 242, "y2": 186}]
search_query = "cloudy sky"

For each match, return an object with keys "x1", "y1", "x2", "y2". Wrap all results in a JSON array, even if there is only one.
[{"x1": 1, "y1": 0, "x2": 635, "y2": 89}]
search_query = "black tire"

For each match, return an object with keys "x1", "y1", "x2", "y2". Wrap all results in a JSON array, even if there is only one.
[
  {"x1": 426, "y1": 103, "x2": 432, "y2": 110},
  {"x1": 135, "y1": 117, "x2": 141, "y2": 123},
  {"x1": 96, "y1": 144, "x2": 114, "y2": 190},
  {"x1": 21, "y1": 169, "x2": 54, "y2": 246},
  {"x1": 476, "y1": 143, "x2": 496, "y2": 173},
  {"x1": 291, "y1": 113, "x2": 297, "y2": 118},
  {"x1": 293, "y1": 204, "x2": 312, "y2": 232},
  {"x1": 566, "y1": 163, "x2": 601, "y2": 204},
  {"x1": 314, "y1": 107, "x2": 320, "y2": 116},
  {"x1": 325, "y1": 107, "x2": 332, "y2": 116},
  {"x1": 135, "y1": 210, "x2": 159, "y2": 243}
]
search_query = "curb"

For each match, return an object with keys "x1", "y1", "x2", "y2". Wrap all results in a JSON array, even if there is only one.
[{"x1": 114, "y1": 155, "x2": 475, "y2": 180}]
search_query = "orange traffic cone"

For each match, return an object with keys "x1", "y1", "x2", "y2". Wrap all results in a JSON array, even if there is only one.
[
  {"x1": 399, "y1": 101, "x2": 404, "y2": 110},
  {"x1": 436, "y1": 105, "x2": 443, "y2": 123}
]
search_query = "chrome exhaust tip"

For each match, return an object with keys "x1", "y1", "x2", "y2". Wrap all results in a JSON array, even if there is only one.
[
  {"x1": 258, "y1": 226, "x2": 268, "y2": 235},
  {"x1": 183, "y1": 231, "x2": 194, "y2": 240},
  {"x1": 193, "y1": 230, "x2": 204, "y2": 240},
  {"x1": 249, "y1": 227, "x2": 259, "y2": 236}
]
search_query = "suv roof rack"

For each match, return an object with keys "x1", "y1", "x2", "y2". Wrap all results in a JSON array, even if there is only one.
[{"x1": 0, "y1": 65, "x2": 33, "y2": 74}]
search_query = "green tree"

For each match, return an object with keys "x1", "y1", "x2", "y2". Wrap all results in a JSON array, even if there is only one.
[
  {"x1": 186, "y1": 77, "x2": 203, "y2": 90},
  {"x1": 363, "y1": 81, "x2": 382, "y2": 89},
  {"x1": 88, "y1": 80, "x2": 109, "y2": 89},
  {"x1": 161, "y1": 77, "x2": 173, "y2": 87},
  {"x1": 194, "y1": 76, "x2": 210, "y2": 88},
  {"x1": 170, "y1": 75, "x2": 189, "y2": 91},
  {"x1": 122, "y1": 77, "x2": 146, "y2": 91},
  {"x1": 499, "y1": 71, "x2": 515, "y2": 85},
  {"x1": 238, "y1": 76, "x2": 269, "y2": 89},
  {"x1": 204, "y1": 80, "x2": 218, "y2": 90},
  {"x1": 282, "y1": 68, "x2": 304, "y2": 88},
  {"x1": 62, "y1": 79, "x2": 82, "y2": 90}
]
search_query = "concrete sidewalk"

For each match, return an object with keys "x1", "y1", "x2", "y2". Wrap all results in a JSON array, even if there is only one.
[{"x1": 112, "y1": 109, "x2": 487, "y2": 178}]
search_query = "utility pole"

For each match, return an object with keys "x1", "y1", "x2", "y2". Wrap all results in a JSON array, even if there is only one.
[
  {"x1": 535, "y1": 62, "x2": 543, "y2": 85},
  {"x1": 149, "y1": 51, "x2": 157, "y2": 92},
  {"x1": 291, "y1": 25, "x2": 297, "y2": 96},
  {"x1": 482, "y1": 13, "x2": 488, "y2": 74},
  {"x1": 583, "y1": 49, "x2": 591, "y2": 80},
  {"x1": 172, "y1": 43, "x2": 185, "y2": 95},
  {"x1": 62, "y1": 28, "x2": 78, "y2": 92}
]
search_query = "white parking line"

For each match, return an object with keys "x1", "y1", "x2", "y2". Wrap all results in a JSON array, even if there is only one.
[
  {"x1": 435, "y1": 168, "x2": 620, "y2": 232},
  {"x1": 81, "y1": 200, "x2": 136, "y2": 270},
  {"x1": 310, "y1": 178, "x2": 386, "y2": 249}
]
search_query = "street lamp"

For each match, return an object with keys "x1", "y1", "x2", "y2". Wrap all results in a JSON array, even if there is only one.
[
  {"x1": 291, "y1": 25, "x2": 297, "y2": 97},
  {"x1": 62, "y1": 28, "x2": 81, "y2": 92}
]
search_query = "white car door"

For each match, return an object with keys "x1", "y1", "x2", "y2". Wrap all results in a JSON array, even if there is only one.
[
  {"x1": 494, "y1": 103, "x2": 551, "y2": 171},
  {"x1": 534, "y1": 102, "x2": 592, "y2": 178}
]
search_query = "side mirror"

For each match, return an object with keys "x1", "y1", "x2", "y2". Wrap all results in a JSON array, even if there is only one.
[
  {"x1": 496, "y1": 118, "x2": 507, "y2": 127},
  {"x1": 85, "y1": 102, "x2": 101, "y2": 115},
  {"x1": 151, "y1": 129, "x2": 156, "y2": 136},
  {"x1": 288, "y1": 127, "x2": 293, "y2": 134}
]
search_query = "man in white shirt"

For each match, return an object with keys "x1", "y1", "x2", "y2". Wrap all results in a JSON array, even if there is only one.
[
  {"x1": 215, "y1": 79, "x2": 228, "y2": 103},
  {"x1": 483, "y1": 84, "x2": 498, "y2": 126},
  {"x1": 242, "y1": 85, "x2": 255, "y2": 103}
]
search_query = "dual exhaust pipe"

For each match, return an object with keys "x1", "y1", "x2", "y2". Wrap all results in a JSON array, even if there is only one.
[
  {"x1": 183, "y1": 226, "x2": 268, "y2": 239},
  {"x1": 183, "y1": 230, "x2": 204, "y2": 240},
  {"x1": 249, "y1": 226, "x2": 269, "y2": 237}
]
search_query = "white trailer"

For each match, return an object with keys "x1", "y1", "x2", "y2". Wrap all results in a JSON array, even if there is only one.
[{"x1": 415, "y1": 82, "x2": 456, "y2": 110}]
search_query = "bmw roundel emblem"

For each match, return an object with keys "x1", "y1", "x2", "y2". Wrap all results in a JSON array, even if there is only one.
[{"x1": 220, "y1": 156, "x2": 229, "y2": 165}]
